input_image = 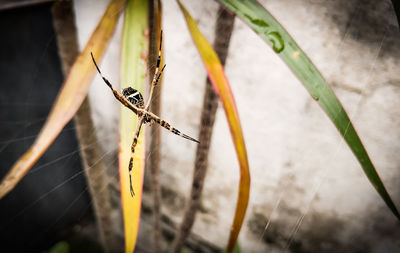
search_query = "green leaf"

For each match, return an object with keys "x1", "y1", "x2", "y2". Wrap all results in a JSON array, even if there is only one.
[
  {"x1": 44, "y1": 241, "x2": 69, "y2": 253},
  {"x1": 233, "y1": 243, "x2": 241, "y2": 253},
  {"x1": 120, "y1": 0, "x2": 148, "y2": 252},
  {"x1": 223, "y1": 242, "x2": 241, "y2": 253},
  {"x1": 217, "y1": 0, "x2": 400, "y2": 219}
]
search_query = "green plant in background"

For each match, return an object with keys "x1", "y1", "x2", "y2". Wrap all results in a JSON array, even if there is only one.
[
  {"x1": 232, "y1": 243, "x2": 241, "y2": 253},
  {"x1": 42, "y1": 236, "x2": 103, "y2": 253},
  {"x1": 216, "y1": 0, "x2": 400, "y2": 220},
  {"x1": 43, "y1": 242, "x2": 69, "y2": 253},
  {"x1": 176, "y1": 0, "x2": 399, "y2": 252}
]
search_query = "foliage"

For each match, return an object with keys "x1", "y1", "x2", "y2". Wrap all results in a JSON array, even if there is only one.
[
  {"x1": 177, "y1": 1, "x2": 251, "y2": 252},
  {"x1": 120, "y1": 0, "x2": 149, "y2": 251},
  {"x1": 217, "y1": 0, "x2": 399, "y2": 220}
]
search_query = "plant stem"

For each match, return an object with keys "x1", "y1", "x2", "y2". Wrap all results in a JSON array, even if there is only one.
[
  {"x1": 148, "y1": 0, "x2": 163, "y2": 252},
  {"x1": 52, "y1": 2, "x2": 121, "y2": 252},
  {"x1": 170, "y1": 7, "x2": 235, "y2": 253}
]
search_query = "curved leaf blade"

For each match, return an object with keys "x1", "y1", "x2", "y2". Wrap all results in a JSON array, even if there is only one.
[
  {"x1": 0, "y1": 0, "x2": 126, "y2": 199},
  {"x1": 177, "y1": 1, "x2": 251, "y2": 252},
  {"x1": 120, "y1": 0, "x2": 148, "y2": 252},
  {"x1": 218, "y1": 0, "x2": 400, "y2": 219},
  {"x1": 391, "y1": 0, "x2": 400, "y2": 29}
]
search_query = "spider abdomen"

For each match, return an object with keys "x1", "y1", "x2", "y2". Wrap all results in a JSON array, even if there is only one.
[{"x1": 122, "y1": 87, "x2": 144, "y2": 108}]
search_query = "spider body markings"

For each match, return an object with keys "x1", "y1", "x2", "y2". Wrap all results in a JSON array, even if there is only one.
[
  {"x1": 122, "y1": 87, "x2": 145, "y2": 108},
  {"x1": 91, "y1": 31, "x2": 199, "y2": 197}
]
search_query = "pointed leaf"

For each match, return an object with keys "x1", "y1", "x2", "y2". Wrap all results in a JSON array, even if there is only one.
[
  {"x1": 119, "y1": 0, "x2": 148, "y2": 252},
  {"x1": 0, "y1": 0, "x2": 126, "y2": 199},
  {"x1": 177, "y1": 1, "x2": 251, "y2": 252},
  {"x1": 218, "y1": 0, "x2": 400, "y2": 219},
  {"x1": 391, "y1": 0, "x2": 400, "y2": 28}
]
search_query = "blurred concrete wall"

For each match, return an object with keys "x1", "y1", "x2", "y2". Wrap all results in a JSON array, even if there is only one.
[{"x1": 75, "y1": 0, "x2": 400, "y2": 252}]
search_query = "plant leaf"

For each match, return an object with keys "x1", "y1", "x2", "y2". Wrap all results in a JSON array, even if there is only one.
[
  {"x1": 46, "y1": 241, "x2": 69, "y2": 253},
  {"x1": 0, "y1": 0, "x2": 126, "y2": 199},
  {"x1": 218, "y1": 0, "x2": 400, "y2": 219},
  {"x1": 391, "y1": 0, "x2": 400, "y2": 29},
  {"x1": 177, "y1": 1, "x2": 251, "y2": 252},
  {"x1": 119, "y1": 0, "x2": 148, "y2": 252}
]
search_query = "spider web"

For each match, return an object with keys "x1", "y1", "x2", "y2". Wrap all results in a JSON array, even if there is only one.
[{"x1": 1, "y1": 1, "x2": 400, "y2": 253}]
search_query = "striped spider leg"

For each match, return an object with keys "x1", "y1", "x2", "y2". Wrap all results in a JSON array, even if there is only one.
[
  {"x1": 143, "y1": 31, "x2": 199, "y2": 143},
  {"x1": 91, "y1": 32, "x2": 199, "y2": 197}
]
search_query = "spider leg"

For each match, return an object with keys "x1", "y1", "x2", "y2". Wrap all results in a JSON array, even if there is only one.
[
  {"x1": 145, "y1": 30, "x2": 166, "y2": 110},
  {"x1": 154, "y1": 64, "x2": 166, "y2": 87},
  {"x1": 151, "y1": 30, "x2": 163, "y2": 87},
  {"x1": 153, "y1": 116, "x2": 199, "y2": 143},
  {"x1": 91, "y1": 52, "x2": 143, "y2": 115},
  {"x1": 128, "y1": 116, "x2": 145, "y2": 197}
]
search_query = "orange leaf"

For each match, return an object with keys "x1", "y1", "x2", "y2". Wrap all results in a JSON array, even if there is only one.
[
  {"x1": 0, "y1": 0, "x2": 126, "y2": 199},
  {"x1": 177, "y1": 1, "x2": 251, "y2": 252}
]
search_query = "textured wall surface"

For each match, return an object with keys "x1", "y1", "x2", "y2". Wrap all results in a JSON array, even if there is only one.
[{"x1": 75, "y1": 0, "x2": 400, "y2": 252}]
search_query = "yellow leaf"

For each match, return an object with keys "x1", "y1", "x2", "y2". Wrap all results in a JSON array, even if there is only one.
[
  {"x1": 119, "y1": 0, "x2": 148, "y2": 252},
  {"x1": 0, "y1": 0, "x2": 126, "y2": 199},
  {"x1": 177, "y1": 1, "x2": 251, "y2": 252}
]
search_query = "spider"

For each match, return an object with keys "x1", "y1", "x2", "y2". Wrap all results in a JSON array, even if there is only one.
[{"x1": 91, "y1": 31, "x2": 199, "y2": 197}]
